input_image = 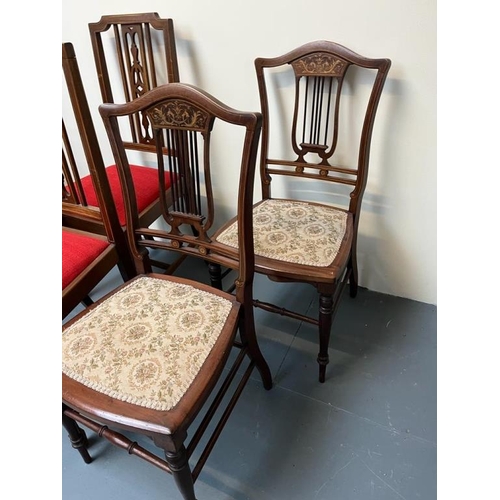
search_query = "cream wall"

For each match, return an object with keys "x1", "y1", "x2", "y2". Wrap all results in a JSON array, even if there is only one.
[{"x1": 62, "y1": 0, "x2": 437, "y2": 305}]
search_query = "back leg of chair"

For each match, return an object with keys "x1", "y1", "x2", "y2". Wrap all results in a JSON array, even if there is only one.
[
  {"x1": 348, "y1": 253, "x2": 358, "y2": 298},
  {"x1": 239, "y1": 311, "x2": 273, "y2": 390},
  {"x1": 117, "y1": 261, "x2": 133, "y2": 282},
  {"x1": 62, "y1": 405, "x2": 92, "y2": 464},
  {"x1": 207, "y1": 264, "x2": 271, "y2": 388}
]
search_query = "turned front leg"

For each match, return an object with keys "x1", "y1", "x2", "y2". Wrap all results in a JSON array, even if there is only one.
[
  {"x1": 165, "y1": 446, "x2": 197, "y2": 500},
  {"x1": 208, "y1": 262, "x2": 223, "y2": 290},
  {"x1": 62, "y1": 408, "x2": 92, "y2": 464},
  {"x1": 317, "y1": 294, "x2": 334, "y2": 383}
]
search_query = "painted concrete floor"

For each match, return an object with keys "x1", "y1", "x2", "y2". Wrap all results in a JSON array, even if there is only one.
[{"x1": 62, "y1": 256, "x2": 437, "y2": 500}]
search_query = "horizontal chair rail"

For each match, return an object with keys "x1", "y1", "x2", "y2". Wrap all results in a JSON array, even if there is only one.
[
  {"x1": 267, "y1": 167, "x2": 357, "y2": 186},
  {"x1": 64, "y1": 407, "x2": 172, "y2": 474},
  {"x1": 253, "y1": 266, "x2": 352, "y2": 326},
  {"x1": 64, "y1": 341, "x2": 254, "y2": 484},
  {"x1": 253, "y1": 299, "x2": 319, "y2": 326},
  {"x1": 267, "y1": 158, "x2": 358, "y2": 175}
]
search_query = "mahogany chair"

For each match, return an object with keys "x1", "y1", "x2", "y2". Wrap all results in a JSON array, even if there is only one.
[
  {"x1": 62, "y1": 83, "x2": 272, "y2": 500},
  {"x1": 65, "y1": 15, "x2": 183, "y2": 274},
  {"x1": 62, "y1": 42, "x2": 135, "y2": 320},
  {"x1": 214, "y1": 41, "x2": 392, "y2": 383}
]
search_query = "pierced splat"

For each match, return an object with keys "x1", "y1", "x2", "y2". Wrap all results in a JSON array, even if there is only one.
[
  {"x1": 118, "y1": 23, "x2": 155, "y2": 145},
  {"x1": 290, "y1": 52, "x2": 349, "y2": 164},
  {"x1": 119, "y1": 24, "x2": 152, "y2": 99},
  {"x1": 89, "y1": 13, "x2": 180, "y2": 152},
  {"x1": 147, "y1": 98, "x2": 215, "y2": 244},
  {"x1": 121, "y1": 26, "x2": 150, "y2": 99}
]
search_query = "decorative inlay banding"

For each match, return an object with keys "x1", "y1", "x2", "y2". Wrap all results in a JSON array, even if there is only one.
[
  {"x1": 147, "y1": 100, "x2": 209, "y2": 130},
  {"x1": 291, "y1": 53, "x2": 348, "y2": 77}
]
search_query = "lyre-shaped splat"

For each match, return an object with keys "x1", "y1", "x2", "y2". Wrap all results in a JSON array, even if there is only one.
[
  {"x1": 290, "y1": 52, "x2": 349, "y2": 164},
  {"x1": 147, "y1": 99, "x2": 215, "y2": 243}
]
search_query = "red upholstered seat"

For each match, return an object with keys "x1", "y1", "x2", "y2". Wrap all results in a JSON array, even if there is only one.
[
  {"x1": 80, "y1": 164, "x2": 173, "y2": 226},
  {"x1": 62, "y1": 229, "x2": 110, "y2": 289}
]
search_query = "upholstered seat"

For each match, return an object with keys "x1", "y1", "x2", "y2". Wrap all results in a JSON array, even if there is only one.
[
  {"x1": 62, "y1": 230, "x2": 111, "y2": 290},
  {"x1": 63, "y1": 275, "x2": 234, "y2": 411},
  {"x1": 216, "y1": 199, "x2": 349, "y2": 267},
  {"x1": 78, "y1": 165, "x2": 174, "y2": 226}
]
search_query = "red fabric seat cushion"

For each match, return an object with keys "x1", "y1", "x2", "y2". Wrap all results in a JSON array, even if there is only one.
[
  {"x1": 80, "y1": 164, "x2": 173, "y2": 226},
  {"x1": 62, "y1": 229, "x2": 110, "y2": 289}
]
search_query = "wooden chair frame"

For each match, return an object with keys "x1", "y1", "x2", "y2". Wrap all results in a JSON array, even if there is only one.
[
  {"x1": 85, "y1": 12, "x2": 187, "y2": 273},
  {"x1": 213, "y1": 40, "x2": 391, "y2": 382},
  {"x1": 62, "y1": 83, "x2": 272, "y2": 500},
  {"x1": 62, "y1": 42, "x2": 135, "y2": 319}
]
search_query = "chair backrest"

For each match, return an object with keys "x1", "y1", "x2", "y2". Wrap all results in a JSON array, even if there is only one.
[
  {"x1": 99, "y1": 83, "x2": 262, "y2": 304},
  {"x1": 62, "y1": 42, "x2": 121, "y2": 238},
  {"x1": 89, "y1": 12, "x2": 180, "y2": 154},
  {"x1": 255, "y1": 40, "x2": 391, "y2": 221},
  {"x1": 62, "y1": 42, "x2": 135, "y2": 281}
]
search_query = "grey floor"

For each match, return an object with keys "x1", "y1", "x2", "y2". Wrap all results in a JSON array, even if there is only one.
[{"x1": 62, "y1": 256, "x2": 437, "y2": 500}]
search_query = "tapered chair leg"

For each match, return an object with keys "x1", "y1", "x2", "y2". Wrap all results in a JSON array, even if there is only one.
[
  {"x1": 239, "y1": 311, "x2": 273, "y2": 390},
  {"x1": 249, "y1": 340, "x2": 273, "y2": 391},
  {"x1": 62, "y1": 407, "x2": 92, "y2": 464},
  {"x1": 318, "y1": 294, "x2": 334, "y2": 383},
  {"x1": 165, "y1": 446, "x2": 197, "y2": 500}
]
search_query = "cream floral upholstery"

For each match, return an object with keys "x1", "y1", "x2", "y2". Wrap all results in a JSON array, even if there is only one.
[
  {"x1": 62, "y1": 276, "x2": 233, "y2": 411},
  {"x1": 216, "y1": 199, "x2": 348, "y2": 267}
]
